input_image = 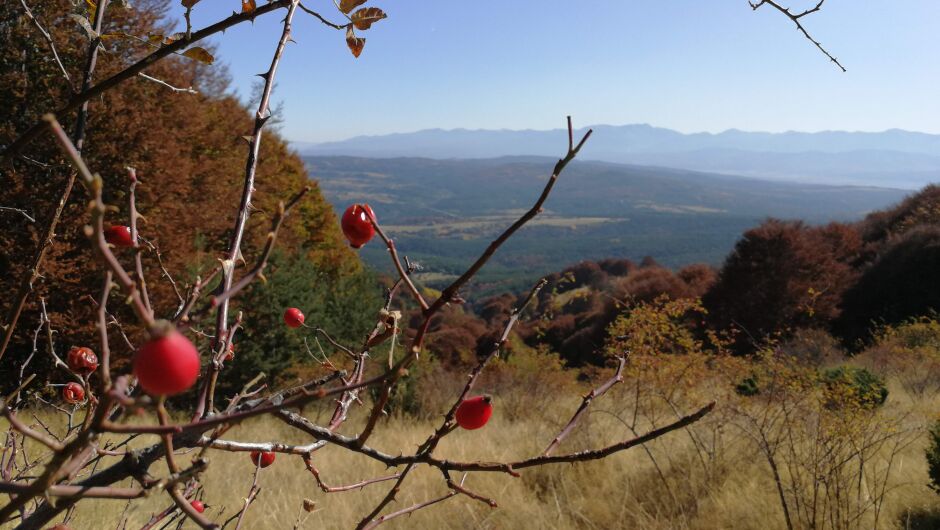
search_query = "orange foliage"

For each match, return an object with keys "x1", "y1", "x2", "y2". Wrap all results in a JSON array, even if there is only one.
[{"x1": 0, "y1": 0, "x2": 357, "y2": 381}]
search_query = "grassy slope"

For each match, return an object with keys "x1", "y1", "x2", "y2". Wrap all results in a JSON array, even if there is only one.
[{"x1": 11, "y1": 375, "x2": 936, "y2": 530}]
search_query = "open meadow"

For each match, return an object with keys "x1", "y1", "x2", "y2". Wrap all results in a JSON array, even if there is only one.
[{"x1": 7, "y1": 333, "x2": 939, "y2": 529}]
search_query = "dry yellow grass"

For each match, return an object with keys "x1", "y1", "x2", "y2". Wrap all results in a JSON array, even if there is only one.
[{"x1": 4, "y1": 374, "x2": 936, "y2": 530}]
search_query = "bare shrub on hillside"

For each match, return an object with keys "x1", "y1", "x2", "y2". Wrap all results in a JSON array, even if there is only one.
[
  {"x1": 728, "y1": 351, "x2": 921, "y2": 530},
  {"x1": 855, "y1": 318, "x2": 940, "y2": 398}
]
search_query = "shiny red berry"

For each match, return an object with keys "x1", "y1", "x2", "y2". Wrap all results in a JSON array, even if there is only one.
[
  {"x1": 104, "y1": 225, "x2": 134, "y2": 247},
  {"x1": 341, "y1": 204, "x2": 376, "y2": 249},
  {"x1": 62, "y1": 382, "x2": 85, "y2": 404},
  {"x1": 190, "y1": 500, "x2": 206, "y2": 513},
  {"x1": 284, "y1": 307, "x2": 305, "y2": 328},
  {"x1": 133, "y1": 324, "x2": 201, "y2": 396},
  {"x1": 250, "y1": 450, "x2": 276, "y2": 468},
  {"x1": 455, "y1": 395, "x2": 493, "y2": 430},
  {"x1": 66, "y1": 346, "x2": 99, "y2": 376}
]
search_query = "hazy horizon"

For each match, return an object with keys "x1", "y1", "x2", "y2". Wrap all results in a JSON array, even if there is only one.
[
  {"x1": 291, "y1": 122, "x2": 940, "y2": 146},
  {"x1": 166, "y1": 1, "x2": 940, "y2": 143}
]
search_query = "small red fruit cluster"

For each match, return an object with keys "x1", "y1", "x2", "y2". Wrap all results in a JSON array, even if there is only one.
[
  {"x1": 133, "y1": 322, "x2": 200, "y2": 396},
  {"x1": 190, "y1": 500, "x2": 206, "y2": 513},
  {"x1": 341, "y1": 204, "x2": 376, "y2": 249},
  {"x1": 455, "y1": 395, "x2": 493, "y2": 430},
  {"x1": 62, "y1": 382, "x2": 85, "y2": 404},
  {"x1": 67, "y1": 346, "x2": 99, "y2": 375},
  {"x1": 104, "y1": 225, "x2": 134, "y2": 247},
  {"x1": 284, "y1": 307, "x2": 305, "y2": 328},
  {"x1": 250, "y1": 450, "x2": 276, "y2": 468}
]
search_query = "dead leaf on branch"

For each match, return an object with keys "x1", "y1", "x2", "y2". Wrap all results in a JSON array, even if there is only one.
[
  {"x1": 147, "y1": 33, "x2": 185, "y2": 46},
  {"x1": 339, "y1": 0, "x2": 367, "y2": 15},
  {"x1": 182, "y1": 47, "x2": 215, "y2": 64},
  {"x1": 345, "y1": 26, "x2": 365, "y2": 58},
  {"x1": 351, "y1": 7, "x2": 386, "y2": 30}
]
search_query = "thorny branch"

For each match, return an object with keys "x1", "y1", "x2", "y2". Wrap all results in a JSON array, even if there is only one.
[
  {"x1": 750, "y1": 0, "x2": 845, "y2": 71},
  {"x1": 205, "y1": 0, "x2": 302, "y2": 420}
]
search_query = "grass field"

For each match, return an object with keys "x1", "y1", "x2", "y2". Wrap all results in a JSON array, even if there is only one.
[{"x1": 5, "y1": 366, "x2": 938, "y2": 530}]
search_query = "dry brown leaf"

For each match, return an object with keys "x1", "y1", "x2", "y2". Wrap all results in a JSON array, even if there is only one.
[
  {"x1": 351, "y1": 7, "x2": 386, "y2": 30},
  {"x1": 345, "y1": 27, "x2": 365, "y2": 58},
  {"x1": 339, "y1": 0, "x2": 367, "y2": 15}
]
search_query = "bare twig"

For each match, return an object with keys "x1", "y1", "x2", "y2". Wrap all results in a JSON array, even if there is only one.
[
  {"x1": 138, "y1": 73, "x2": 198, "y2": 94},
  {"x1": 206, "y1": 0, "x2": 302, "y2": 420},
  {"x1": 750, "y1": 0, "x2": 845, "y2": 71},
  {"x1": 127, "y1": 167, "x2": 153, "y2": 316},
  {"x1": 0, "y1": 480, "x2": 142, "y2": 499},
  {"x1": 18, "y1": 0, "x2": 74, "y2": 90},
  {"x1": 298, "y1": 3, "x2": 348, "y2": 30},
  {"x1": 426, "y1": 117, "x2": 591, "y2": 316},
  {"x1": 209, "y1": 187, "x2": 310, "y2": 307},
  {"x1": 364, "y1": 212, "x2": 428, "y2": 311},
  {"x1": 43, "y1": 116, "x2": 155, "y2": 327},
  {"x1": 543, "y1": 354, "x2": 627, "y2": 456},
  {"x1": 360, "y1": 475, "x2": 471, "y2": 530},
  {"x1": 232, "y1": 462, "x2": 262, "y2": 530},
  {"x1": 0, "y1": 206, "x2": 36, "y2": 223},
  {"x1": 303, "y1": 456, "x2": 400, "y2": 493},
  {"x1": 97, "y1": 271, "x2": 115, "y2": 390}
]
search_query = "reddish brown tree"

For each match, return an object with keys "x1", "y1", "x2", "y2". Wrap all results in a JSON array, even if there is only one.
[{"x1": 703, "y1": 219, "x2": 861, "y2": 353}]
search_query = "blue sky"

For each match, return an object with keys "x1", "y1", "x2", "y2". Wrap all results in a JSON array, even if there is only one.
[{"x1": 168, "y1": 1, "x2": 940, "y2": 143}]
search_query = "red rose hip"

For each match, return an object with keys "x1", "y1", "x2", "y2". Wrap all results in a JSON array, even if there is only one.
[
  {"x1": 67, "y1": 346, "x2": 99, "y2": 376},
  {"x1": 190, "y1": 500, "x2": 206, "y2": 513},
  {"x1": 455, "y1": 395, "x2": 493, "y2": 430},
  {"x1": 133, "y1": 323, "x2": 201, "y2": 396},
  {"x1": 62, "y1": 382, "x2": 85, "y2": 404},
  {"x1": 283, "y1": 307, "x2": 305, "y2": 328},
  {"x1": 341, "y1": 204, "x2": 376, "y2": 249},
  {"x1": 104, "y1": 225, "x2": 134, "y2": 247},
  {"x1": 250, "y1": 450, "x2": 276, "y2": 468}
]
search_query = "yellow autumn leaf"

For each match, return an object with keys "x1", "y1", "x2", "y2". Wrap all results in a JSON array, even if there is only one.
[{"x1": 182, "y1": 47, "x2": 215, "y2": 64}]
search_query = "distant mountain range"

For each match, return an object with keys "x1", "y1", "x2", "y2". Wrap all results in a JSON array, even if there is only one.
[
  {"x1": 305, "y1": 155, "x2": 909, "y2": 294},
  {"x1": 294, "y1": 124, "x2": 940, "y2": 189}
]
